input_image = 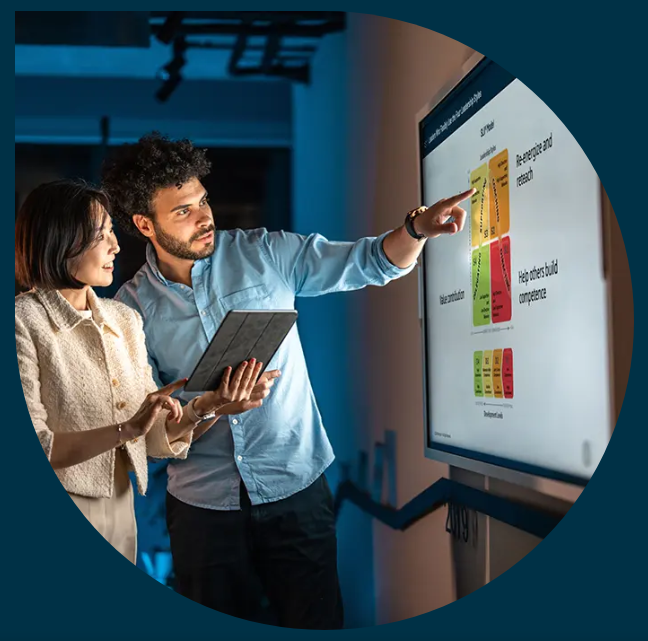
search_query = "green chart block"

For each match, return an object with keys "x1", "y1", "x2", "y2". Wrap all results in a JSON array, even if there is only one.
[
  {"x1": 472, "y1": 246, "x2": 491, "y2": 326},
  {"x1": 474, "y1": 351, "x2": 484, "y2": 397}
]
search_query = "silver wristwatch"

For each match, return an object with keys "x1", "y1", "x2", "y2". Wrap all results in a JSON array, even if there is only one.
[{"x1": 187, "y1": 397, "x2": 217, "y2": 423}]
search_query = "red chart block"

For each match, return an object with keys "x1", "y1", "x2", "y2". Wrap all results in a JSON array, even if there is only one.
[
  {"x1": 503, "y1": 348, "x2": 514, "y2": 399},
  {"x1": 490, "y1": 236, "x2": 512, "y2": 323}
]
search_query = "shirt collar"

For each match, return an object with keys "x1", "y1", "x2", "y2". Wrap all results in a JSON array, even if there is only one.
[
  {"x1": 35, "y1": 288, "x2": 122, "y2": 337},
  {"x1": 146, "y1": 241, "x2": 210, "y2": 286},
  {"x1": 146, "y1": 242, "x2": 168, "y2": 285}
]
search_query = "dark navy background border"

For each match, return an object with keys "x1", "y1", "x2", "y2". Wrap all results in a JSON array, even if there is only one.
[{"x1": 8, "y1": 5, "x2": 641, "y2": 640}]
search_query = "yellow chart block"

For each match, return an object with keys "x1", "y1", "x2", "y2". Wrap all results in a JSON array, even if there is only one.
[
  {"x1": 488, "y1": 150, "x2": 509, "y2": 239},
  {"x1": 493, "y1": 349, "x2": 503, "y2": 398},
  {"x1": 483, "y1": 350, "x2": 493, "y2": 397},
  {"x1": 471, "y1": 163, "x2": 490, "y2": 248}
]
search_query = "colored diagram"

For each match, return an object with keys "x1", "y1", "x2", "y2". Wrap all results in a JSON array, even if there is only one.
[
  {"x1": 470, "y1": 150, "x2": 512, "y2": 327},
  {"x1": 474, "y1": 348, "x2": 514, "y2": 399}
]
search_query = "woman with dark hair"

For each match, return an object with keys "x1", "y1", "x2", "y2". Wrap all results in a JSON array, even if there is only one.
[{"x1": 15, "y1": 179, "x2": 277, "y2": 563}]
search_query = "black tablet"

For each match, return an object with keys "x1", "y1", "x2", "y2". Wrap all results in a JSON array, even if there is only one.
[{"x1": 184, "y1": 309, "x2": 298, "y2": 393}]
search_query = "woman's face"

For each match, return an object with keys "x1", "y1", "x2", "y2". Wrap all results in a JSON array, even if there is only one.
[{"x1": 72, "y1": 205, "x2": 120, "y2": 288}]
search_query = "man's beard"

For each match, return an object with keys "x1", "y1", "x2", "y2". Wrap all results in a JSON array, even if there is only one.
[{"x1": 153, "y1": 221, "x2": 216, "y2": 261}]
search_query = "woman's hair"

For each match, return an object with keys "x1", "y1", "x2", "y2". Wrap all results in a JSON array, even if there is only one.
[
  {"x1": 15, "y1": 179, "x2": 110, "y2": 291},
  {"x1": 101, "y1": 131, "x2": 211, "y2": 238}
]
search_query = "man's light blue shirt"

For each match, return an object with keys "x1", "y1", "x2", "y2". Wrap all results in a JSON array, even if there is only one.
[{"x1": 115, "y1": 227, "x2": 414, "y2": 510}]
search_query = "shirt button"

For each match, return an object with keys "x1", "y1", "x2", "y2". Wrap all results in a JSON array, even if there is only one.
[
  {"x1": 232, "y1": 419, "x2": 238, "y2": 425},
  {"x1": 237, "y1": 455, "x2": 243, "y2": 462},
  {"x1": 112, "y1": 379, "x2": 120, "y2": 387},
  {"x1": 116, "y1": 401, "x2": 127, "y2": 410},
  {"x1": 201, "y1": 310, "x2": 207, "y2": 316}
]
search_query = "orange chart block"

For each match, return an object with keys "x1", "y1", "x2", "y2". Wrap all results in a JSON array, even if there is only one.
[
  {"x1": 493, "y1": 349, "x2": 503, "y2": 398},
  {"x1": 488, "y1": 150, "x2": 509, "y2": 238}
]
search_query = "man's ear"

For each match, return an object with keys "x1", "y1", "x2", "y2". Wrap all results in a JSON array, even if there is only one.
[{"x1": 132, "y1": 214, "x2": 155, "y2": 239}]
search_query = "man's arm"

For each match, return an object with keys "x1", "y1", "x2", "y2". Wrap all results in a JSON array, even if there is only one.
[
  {"x1": 381, "y1": 188, "x2": 476, "y2": 268},
  {"x1": 260, "y1": 188, "x2": 475, "y2": 297},
  {"x1": 260, "y1": 229, "x2": 414, "y2": 297}
]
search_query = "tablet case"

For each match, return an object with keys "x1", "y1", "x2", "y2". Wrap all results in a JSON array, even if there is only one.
[{"x1": 185, "y1": 310, "x2": 298, "y2": 393}]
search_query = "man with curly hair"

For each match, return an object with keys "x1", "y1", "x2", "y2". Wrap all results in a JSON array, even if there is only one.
[{"x1": 102, "y1": 132, "x2": 473, "y2": 629}]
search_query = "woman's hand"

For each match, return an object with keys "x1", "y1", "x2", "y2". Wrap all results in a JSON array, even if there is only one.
[
  {"x1": 193, "y1": 359, "x2": 281, "y2": 417},
  {"x1": 122, "y1": 379, "x2": 186, "y2": 442}
]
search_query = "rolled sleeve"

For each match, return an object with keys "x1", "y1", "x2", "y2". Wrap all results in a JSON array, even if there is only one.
[
  {"x1": 145, "y1": 419, "x2": 191, "y2": 460},
  {"x1": 372, "y1": 230, "x2": 418, "y2": 281},
  {"x1": 260, "y1": 228, "x2": 415, "y2": 297}
]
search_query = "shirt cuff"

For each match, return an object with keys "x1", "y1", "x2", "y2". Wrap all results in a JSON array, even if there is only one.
[{"x1": 145, "y1": 416, "x2": 192, "y2": 460}]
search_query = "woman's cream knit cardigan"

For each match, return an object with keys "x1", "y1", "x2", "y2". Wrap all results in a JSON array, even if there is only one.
[{"x1": 15, "y1": 287, "x2": 191, "y2": 498}]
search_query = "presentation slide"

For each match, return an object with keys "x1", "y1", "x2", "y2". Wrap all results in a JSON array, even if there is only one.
[{"x1": 419, "y1": 59, "x2": 611, "y2": 484}]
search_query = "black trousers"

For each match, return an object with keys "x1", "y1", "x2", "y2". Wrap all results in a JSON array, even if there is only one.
[{"x1": 166, "y1": 474, "x2": 344, "y2": 629}]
